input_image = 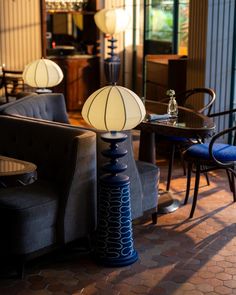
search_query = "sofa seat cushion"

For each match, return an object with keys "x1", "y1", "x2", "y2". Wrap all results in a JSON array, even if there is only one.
[
  {"x1": 0, "y1": 180, "x2": 59, "y2": 255},
  {"x1": 136, "y1": 161, "x2": 159, "y2": 212}
]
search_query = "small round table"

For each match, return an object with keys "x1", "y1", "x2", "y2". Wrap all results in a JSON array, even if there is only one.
[
  {"x1": 137, "y1": 101, "x2": 215, "y2": 220},
  {"x1": 0, "y1": 155, "x2": 37, "y2": 188}
]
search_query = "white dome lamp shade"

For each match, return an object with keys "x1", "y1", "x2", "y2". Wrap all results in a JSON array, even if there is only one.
[
  {"x1": 82, "y1": 85, "x2": 146, "y2": 132},
  {"x1": 94, "y1": 8, "x2": 130, "y2": 35},
  {"x1": 23, "y1": 58, "x2": 63, "y2": 93}
]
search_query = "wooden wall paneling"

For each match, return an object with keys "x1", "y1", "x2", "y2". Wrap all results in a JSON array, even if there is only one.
[
  {"x1": 205, "y1": 0, "x2": 235, "y2": 137},
  {"x1": 187, "y1": 0, "x2": 235, "y2": 140},
  {"x1": 187, "y1": 0, "x2": 208, "y2": 112}
]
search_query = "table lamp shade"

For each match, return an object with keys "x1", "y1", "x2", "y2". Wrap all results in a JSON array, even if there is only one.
[
  {"x1": 94, "y1": 8, "x2": 130, "y2": 35},
  {"x1": 23, "y1": 58, "x2": 63, "y2": 88},
  {"x1": 82, "y1": 85, "x2": 146, "y2": 131}
]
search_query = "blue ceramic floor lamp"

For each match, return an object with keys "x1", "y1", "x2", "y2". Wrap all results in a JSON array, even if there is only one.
[
  {"x1": 94, "y1": 7, "x2": 130, "y2": 85},
  {"x1": 82, "y1": 85, "x2": 146, "y2": 266}
]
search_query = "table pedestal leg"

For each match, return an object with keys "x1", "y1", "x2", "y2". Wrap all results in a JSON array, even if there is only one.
[
  {"x1": 139, "y1": 131, "x2": 180, "y2": 217},
  {"x1": 139, "y1": 131, "x2": 156, "y2": 164}
]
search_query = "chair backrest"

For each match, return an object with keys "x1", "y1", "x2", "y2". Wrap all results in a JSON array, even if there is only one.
[
  {"x1": 0, "y1": 93, "x2": 70, "y2": 124},
  {"x1": 2, "y1": 69, "x2": 25, "y2": 102},
  {"x1": 209, "y1": 107, "x2": 236, "y2": 145},
  {"x1": 176, "y1": 88, "x2": 216, "y2": 116}
]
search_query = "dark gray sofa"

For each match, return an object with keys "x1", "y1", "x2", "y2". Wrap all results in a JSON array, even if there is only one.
[
  {"x1": 0, "y1": 115, "x2": 96, "y2": 276},
  {"x1": 0, "y1": 93, "x2": 160, "y2": 221}
]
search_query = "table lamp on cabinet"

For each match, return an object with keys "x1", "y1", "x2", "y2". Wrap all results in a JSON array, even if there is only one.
[
  {"x1": 23, "y1": 58, "x2": 63, "y2": 94},
  {"x1": 94, "y1": 7, "x2": 130, "y2": 84},
  {"x1": 82, "y1": 85, "x2": 146, "y2": 266}
]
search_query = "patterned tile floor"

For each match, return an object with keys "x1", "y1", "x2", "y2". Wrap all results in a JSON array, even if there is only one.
[{"x1": 0, "y1": 114, "x2": 236, "y2": 295}]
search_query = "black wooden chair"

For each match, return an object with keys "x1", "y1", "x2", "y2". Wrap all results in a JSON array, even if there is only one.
[
  {"x1": 183, "y1": 108, "x2": 236, "y2": 218},
  {"x1": 158, "y1": 88, "x2": 216, "y2": 191},
  {"x1": 2, "y1": 69, "x2": 25, "y2": 102}
]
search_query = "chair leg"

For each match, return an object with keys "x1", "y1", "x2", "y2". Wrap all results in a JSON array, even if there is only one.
[
  {"x1": 189, "y1": 164, "x2": 201, "y2": 218},
  {"x1": 166, "y1": 144, "x2": 175, "y2": 191},
  {"x1": 227, "y1": 170, "x2": 236, "y2": 202},
  {"x1": 184, "y1": 162, "x2": 192, "y2": 205},
  {"x1": 16, "y1": 260, "x2": 25, "y2": 280},
  {"x1": 180, "y1": 152, "x2": 186, "y2": 176},
  {"x1": 152, "y1": 210, "x2": 158, "y2": 224},
  {"x1": 204, "y1": 171, "x2": 210, "y2": 186},
  {"x1": 232, "y1": 177, "x2": 236, "y2": 202},
  {"x1": 226, "y1": 170, "x2": 233, "y2": 192}
]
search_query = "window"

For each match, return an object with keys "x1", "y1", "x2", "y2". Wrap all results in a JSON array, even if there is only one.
[{"x1": 145, "y1": 0, "x2": 189, "y2": 55}]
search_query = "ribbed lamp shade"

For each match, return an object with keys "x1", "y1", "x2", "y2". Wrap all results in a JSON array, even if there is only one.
[
  {"x1": 94, "y1": 8, "x2": 130, "y2": 35},
  {"x1": 81, "y1": 85, "x2": 146, "y2": 131},
  {"x1": 23, "y1": 58, "x2": 63, "y2": 88}
]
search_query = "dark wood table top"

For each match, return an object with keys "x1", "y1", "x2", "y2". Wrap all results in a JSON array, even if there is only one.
[
  {"x1": 0, "y1": 155, "x2": 37, "y2": 187},
  {"x1": 138, "y1": 100, "x2": 215, "y2": 138},
  {"x1": 137, "y1": 100, "x2": 216, "y2": 164}
]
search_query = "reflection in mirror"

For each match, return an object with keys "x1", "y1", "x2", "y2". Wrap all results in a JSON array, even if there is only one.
[{"x1": 46, "y1": 13, "x2": 96, "y2": 56}]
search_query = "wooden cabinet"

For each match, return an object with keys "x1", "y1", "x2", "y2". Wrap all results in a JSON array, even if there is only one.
[
  {"x1": 145, "y1": 54, "x2": 187, "y2": 101},
  {"x1": 51, "y1": 56, "x2": 99, "y2": 111}
]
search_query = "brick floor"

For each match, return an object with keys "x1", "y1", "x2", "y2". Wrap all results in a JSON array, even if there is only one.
[{"x1": 0, "y1": 118, "x2": 236, "y2": 295}]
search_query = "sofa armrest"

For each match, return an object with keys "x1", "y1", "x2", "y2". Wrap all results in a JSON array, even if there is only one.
[{"x1": 0, "y1": 115, "x2": 97, "y2": 243}]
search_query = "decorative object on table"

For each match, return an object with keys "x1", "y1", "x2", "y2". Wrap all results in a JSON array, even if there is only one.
[
  {"x1": 167, "y1": 89, "x2": 178, "y2": 117},
  {"x1": 94, "y1": 7, "x2": 130, "y2": 84},
  {"x1": 23, "y1": 58, "x2": 63, "y2": 93},
  {"x1": 82, "y1": 85, "x2": 146, "y2": 266}
]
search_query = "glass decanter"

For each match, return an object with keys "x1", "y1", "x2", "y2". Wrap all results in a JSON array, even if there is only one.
[{"x1": 167, "y1": 89, "x2": 178, "y2": 117}]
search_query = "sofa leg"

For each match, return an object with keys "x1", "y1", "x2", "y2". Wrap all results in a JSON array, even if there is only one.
[
  {"x1": 16, "y1": 261, "x2": 25, "y2": 280},
  {"x1": 16, "y1": 259, "x2": 25, "y2": 280},
  {"x1": 152, "y1": 211, "x2": 158, "y2": 224}
]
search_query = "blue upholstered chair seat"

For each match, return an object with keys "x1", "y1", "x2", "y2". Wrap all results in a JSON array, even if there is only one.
[
  {"x1": 183, "y1": 107, "x2": 236, "y2": 219},
  {"x1": 185, "y1": 143, "x2": 236, "y2": 162}
]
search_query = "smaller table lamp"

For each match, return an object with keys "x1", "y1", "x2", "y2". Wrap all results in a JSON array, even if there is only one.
[
  {"x1": 82, "y1": 85, "x2": 146, "y2": 266},
  {"x1": 23, "y1": 58, "x2": 63, "y2": 93},
  {"x1": 94, "y1": 8, "x2": 130, "y2": 84}
]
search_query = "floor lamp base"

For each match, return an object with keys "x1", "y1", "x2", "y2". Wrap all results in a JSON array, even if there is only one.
[{"x1": 95, "y1": 132, "x2": 138, "y2": 267}]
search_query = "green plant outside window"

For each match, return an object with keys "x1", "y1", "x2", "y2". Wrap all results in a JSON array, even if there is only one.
[{"x1": 146, "y1": 0, "x2": 189, "y2": 54}]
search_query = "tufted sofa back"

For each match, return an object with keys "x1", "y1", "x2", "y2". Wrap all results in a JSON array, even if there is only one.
[{"x1": 0, "y1": 93, "x2": 70, "y2": 123}]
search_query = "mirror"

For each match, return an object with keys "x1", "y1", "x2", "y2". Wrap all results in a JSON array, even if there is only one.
[{"x1": 46, "y1": 12, "x2": 97, "y2": 57}]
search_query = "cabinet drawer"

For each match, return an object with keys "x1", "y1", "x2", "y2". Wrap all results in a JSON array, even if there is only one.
[{"x1": 146, "y1": 61, "x2": 168, "y2": 85}]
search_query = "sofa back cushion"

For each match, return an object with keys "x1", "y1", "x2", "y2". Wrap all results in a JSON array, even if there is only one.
[
  {"x1": 0, "y1": 116, "x2": 89, "y2": 187},
  {"x1": 1, "y1": 93, "x2": 70, "y2": 123}
]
